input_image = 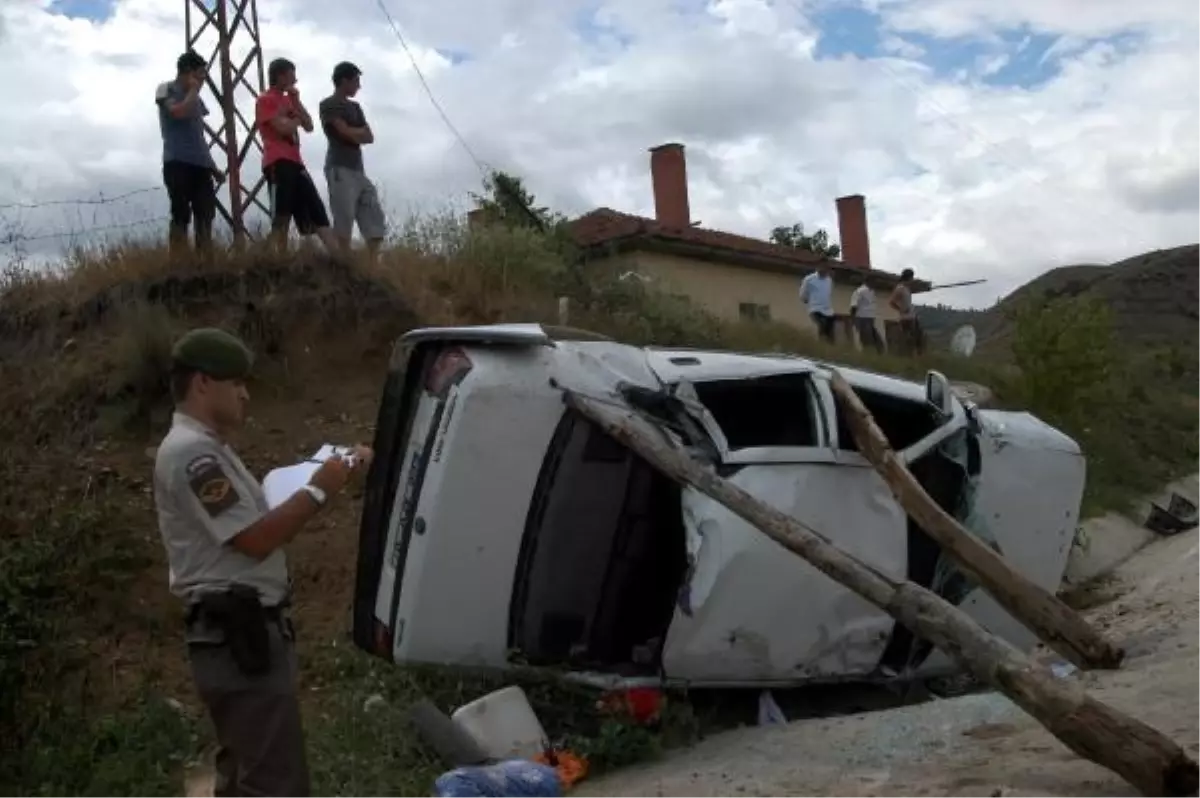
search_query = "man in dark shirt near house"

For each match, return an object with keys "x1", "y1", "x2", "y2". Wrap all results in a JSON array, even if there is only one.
[
  {"x1": 319, "y1": 62, "x2": 387, "y2": 259},
  {"x1": 255, "y1": 57, "x2": 338, "y2": 253},
  {"x1": 156, "y1": 51, "x2": 225, "y2": 254}
]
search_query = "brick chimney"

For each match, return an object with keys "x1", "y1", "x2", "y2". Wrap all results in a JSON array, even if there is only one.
[
  {"x1": 650, "y1": 143, "x2": 690, "y2": 229},
  {"x1": 835, "y1": 194, "x2": 871, "y2": 269}
]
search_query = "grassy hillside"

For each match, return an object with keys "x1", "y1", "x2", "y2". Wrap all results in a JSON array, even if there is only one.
[{"x1": 0, "y1": 219, "x2": 1195, "y2": 795}]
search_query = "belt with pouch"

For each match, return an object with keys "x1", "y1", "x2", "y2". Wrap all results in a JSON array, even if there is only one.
[{"x1": 184, "y1": 584, "x2": 293, "y2": 676}]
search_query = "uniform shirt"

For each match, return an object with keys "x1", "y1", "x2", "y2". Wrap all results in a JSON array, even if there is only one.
[
  {"x1": 153, "y1": 412, "x2": 289, "y2": 606},
  {"x1": 255, "y1": 87, "x2": 303, "y2": 169},
  {"x1": 155, "y1": 80, "x2": 216, "y2": 169},
  {"x1": 799, "y1": 271, "x2": 834, "y2": 317},
  {"x1": 319, "y1": 94, "x2": 368, "y2": 172},
  {"x1": 850, "y1": 284, "x2": 876, "y2": 318}
]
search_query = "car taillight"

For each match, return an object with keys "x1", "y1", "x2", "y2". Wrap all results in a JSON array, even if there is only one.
[
  {"x1": 374, "y1": 620, "x2": 393, "y2": 657},
  {"x1": 424, "y1": 347, "x2": 473, "y2": 396}
]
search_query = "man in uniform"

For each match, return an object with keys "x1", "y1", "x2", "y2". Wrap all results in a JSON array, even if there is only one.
[{"x1": 153, "y1": 328, "x2": 373, "y2": 796}]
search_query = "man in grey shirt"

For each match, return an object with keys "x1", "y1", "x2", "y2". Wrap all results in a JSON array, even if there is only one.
[
  {"x1": 154, "y1": 327, "x2": 373, "y2": 795},
  {"x1": 319, "y1": 62, "x2": 387, "y2": 258},
  {"x1": 156, "y1": 50, "x2": 225, "y2": 254}
]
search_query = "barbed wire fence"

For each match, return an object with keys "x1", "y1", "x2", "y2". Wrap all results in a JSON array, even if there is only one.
[{"x1": 0, "y1": 186, "x2": 173, "y2": 266}]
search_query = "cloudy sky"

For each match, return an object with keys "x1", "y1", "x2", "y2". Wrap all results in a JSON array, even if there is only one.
[{"x1": 0, "y1": 0, "x2": 1196, "y2": 307}]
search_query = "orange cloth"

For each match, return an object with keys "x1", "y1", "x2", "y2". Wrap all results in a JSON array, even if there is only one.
[{"x1": 532, "y1": 749, "x2": 589, "y2": 789}]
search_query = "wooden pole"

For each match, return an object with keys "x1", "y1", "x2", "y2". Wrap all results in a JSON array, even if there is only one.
[
  {"x1": 562, "y1": 391, "x2": 1198, "y2": 797},
  {"x1": 827, "y1": 370, "x2": 1124, "y2": 670}
]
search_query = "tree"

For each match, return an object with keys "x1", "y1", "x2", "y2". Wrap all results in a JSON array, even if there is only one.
[
  {"x1": 469, "y1": 170, "x2": 565, "y2": 231},
  {"x1": 768, "y1": 222, "x2": 841, "y2": 258},
  {"x1": 1010, "y1": 294, "x2": 1116, "y2": 426}
]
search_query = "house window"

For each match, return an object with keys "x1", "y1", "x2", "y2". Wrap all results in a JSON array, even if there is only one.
[{"x1": 738, "y1": 302, "x2": 771, "y2": 322}]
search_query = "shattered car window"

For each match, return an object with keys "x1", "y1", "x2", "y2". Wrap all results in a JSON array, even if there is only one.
[{"x1": 692, "y1": 373, "x2": 819, "y2": 449}]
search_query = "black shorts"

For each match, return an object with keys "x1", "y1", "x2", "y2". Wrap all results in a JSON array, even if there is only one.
[
  {"x1": 163, "y1": 161, "x2": 216, "y2": 227},
  {"x1": 265, "y1": 159, "x2": 329, "y2": 235}
]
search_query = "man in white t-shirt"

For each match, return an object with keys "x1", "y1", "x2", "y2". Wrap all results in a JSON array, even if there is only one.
[
  {"x1": 799, "y1": 263, "x2": 836, "y2": 343},
  {"x1": 849, "y1": 275, "x2": 883, "y2": 353}
]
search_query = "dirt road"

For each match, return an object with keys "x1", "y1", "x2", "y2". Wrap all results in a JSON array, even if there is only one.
[{"x1": 581, "y1": 527, "x2": 1200, "y2": 797}]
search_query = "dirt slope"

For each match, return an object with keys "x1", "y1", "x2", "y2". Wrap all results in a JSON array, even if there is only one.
[{"x1": 580, "y1": 519, "x2": 1200, "y2": 796}]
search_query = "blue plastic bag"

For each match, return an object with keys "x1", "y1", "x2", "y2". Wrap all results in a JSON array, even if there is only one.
[{"x1": 434, "y1": 760, "x2": 563, "y2": 797}]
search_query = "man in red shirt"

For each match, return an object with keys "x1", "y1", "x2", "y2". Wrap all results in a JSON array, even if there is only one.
[{"x1": 255, "y1": 58, "x2": 337, "y2": 252}]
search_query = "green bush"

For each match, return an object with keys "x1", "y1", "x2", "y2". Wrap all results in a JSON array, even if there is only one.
[
  {"x1": 1006, "y1": 293, "x2": 1198, "y2": 513},
  {"x1": 1008, "y1": 294, "x2": 1117, "y2": 428},
  {"x1": 2, "y1": 694, "x2": 198, "y2": 796},
  {"x1": 0, "y1": 489, "x2": 160, "y2": 773}
]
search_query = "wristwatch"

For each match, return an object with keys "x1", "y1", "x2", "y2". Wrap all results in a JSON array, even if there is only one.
[{"x1": 302, "y1": 484, "x2": 327, "y2": 508}]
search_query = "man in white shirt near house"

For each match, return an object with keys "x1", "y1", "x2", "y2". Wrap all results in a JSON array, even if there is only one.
[
  {"x1": 799, "y1": 263, "x2": 836, "y2": 343},
  {"x1": 849, "y1": 274, "x2": 884, "y2": 353}
]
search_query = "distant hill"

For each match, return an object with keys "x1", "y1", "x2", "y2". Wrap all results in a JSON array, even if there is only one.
[
  {"x1": 920, "y1": 244, "x2": 1199, "y2": 357},
  {"x1": 915, "y1": 304, "x2": 989, "y2": 338}
]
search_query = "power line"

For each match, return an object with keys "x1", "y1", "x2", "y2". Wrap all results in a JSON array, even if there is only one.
[
  {"x1": 372, "y1": 0, "x2": 551, "y2": 232},
  {"x1": 373, "y1": 0, "x2": 487, "y2": 175},
  {"x1": 0, "y1": 186, "x2": 163, "y2": 212}
]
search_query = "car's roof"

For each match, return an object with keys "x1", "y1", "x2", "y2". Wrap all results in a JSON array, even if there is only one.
[
  {"x1": 400, "y1": 323, "x2": 928, "y2": 403},
  {"x1": 643, "y1": 347, "x2": 927, "y2": 403}
]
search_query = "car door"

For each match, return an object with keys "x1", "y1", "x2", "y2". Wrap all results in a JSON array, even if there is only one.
[{"x1": 653, "y1": 366, "x2": 910, "y2": 686}]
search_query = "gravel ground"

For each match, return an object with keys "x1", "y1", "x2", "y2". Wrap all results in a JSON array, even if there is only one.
[{"x1": 580, "y1": 526, "x2": 1200, "y2": 797}]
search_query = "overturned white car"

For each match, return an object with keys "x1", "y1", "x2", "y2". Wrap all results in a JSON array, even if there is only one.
[{"x1": 352, "y1": 324, "x2": 1085, "y2": 688}]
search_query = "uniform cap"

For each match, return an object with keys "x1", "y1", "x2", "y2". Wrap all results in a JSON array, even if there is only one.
[{"x1": 171, "y1": 328, "x2": 254, "y2": 380}]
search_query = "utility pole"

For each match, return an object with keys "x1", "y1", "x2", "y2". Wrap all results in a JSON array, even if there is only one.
[{"x1": 185, "y1": 0, "x2": 268, "y2": 245}]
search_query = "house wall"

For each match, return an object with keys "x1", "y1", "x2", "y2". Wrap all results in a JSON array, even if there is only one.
[{"x1": 621, "y1": 250, "x2": 900, "y2": 337}]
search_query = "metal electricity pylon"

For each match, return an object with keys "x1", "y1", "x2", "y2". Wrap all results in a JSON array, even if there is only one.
[{"x1": 184, "y1": 0, "x2": 268, "y2": 244}]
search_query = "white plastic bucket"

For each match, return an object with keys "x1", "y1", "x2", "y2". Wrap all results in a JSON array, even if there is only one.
[{"x1": 450, "y1": 685, "x2": 547, "y2": 761}]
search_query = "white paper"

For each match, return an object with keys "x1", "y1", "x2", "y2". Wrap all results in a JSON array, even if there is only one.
[
  {"x1": 262, "y1": 444, "x2": 359, "y2": 509},
  {"x1": 311, "y1": 444, "x2": 355, "y2": 463}
]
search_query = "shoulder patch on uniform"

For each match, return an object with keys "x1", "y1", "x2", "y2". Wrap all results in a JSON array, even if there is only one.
[
  {"x1": 186, "y1": 453, "x2": 240, "y2": 518},
  {"x1": 155, "y1": 81, "x2": 171, "y2": 103}
]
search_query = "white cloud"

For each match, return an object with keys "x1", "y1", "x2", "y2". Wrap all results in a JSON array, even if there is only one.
[{"x1": 0, "y1": 0, "x2": 1196, "y2": 310}]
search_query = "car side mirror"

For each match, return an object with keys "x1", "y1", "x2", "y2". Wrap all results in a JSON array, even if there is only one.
[{"x1": 925, "y1": 370, "x2": 954, "y2": 418}]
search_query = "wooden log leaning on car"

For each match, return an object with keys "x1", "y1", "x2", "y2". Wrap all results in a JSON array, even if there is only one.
[
  {"x1": 827, "y1": 370, "x2": 1125, "y2": 672},
  {"x1": 562, "y1": 390, "x2": 1199, "y2": 798}
]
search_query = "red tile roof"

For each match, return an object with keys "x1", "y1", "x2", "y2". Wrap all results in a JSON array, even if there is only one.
[{"x1": 568, "y1": 207, "x2": 925, "y2": 290}]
